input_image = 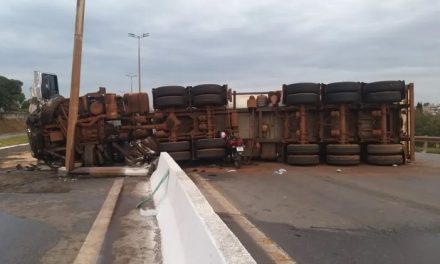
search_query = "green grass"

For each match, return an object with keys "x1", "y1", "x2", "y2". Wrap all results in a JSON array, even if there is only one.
[
  {"x1": 0, "y1": 134, "x2": 28, "y2": 147},
  {"x1": 415, "y1": 142, "x2": 440, "y2": 154}
]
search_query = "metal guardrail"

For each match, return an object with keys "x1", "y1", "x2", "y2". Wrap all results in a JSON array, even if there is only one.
[{"x1": 414, "y1": 136, "x2": 440, "y2": 153}]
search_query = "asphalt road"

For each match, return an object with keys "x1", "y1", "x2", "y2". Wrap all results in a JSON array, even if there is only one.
[
  {"x1": 0, "y1": 145, "x2": 160, "y2": 264},
  {"x1": 192, "y1": 153, "x2": 440, "y2": 264}
]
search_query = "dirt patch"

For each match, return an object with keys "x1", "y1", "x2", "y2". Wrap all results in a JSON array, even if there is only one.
[
  {"x1": 0, "y1": 145, "x2": 36, "y2": 170},
  {"x1": 0, "y1": 119, "x2": 26, "y2": 134},
  {"x1": 0, "y1": 145, "x2": 69, "y2": 193}
]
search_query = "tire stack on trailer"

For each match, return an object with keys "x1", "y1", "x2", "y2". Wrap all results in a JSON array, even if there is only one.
[
  {"x1": 152, "y1": 86, "x2": 188, "y2": 109},
  {"x1": 190, "y1": 84, "x2": 228, "y2": 107},
  {"x1": 190, "y1": 84, "x2": 228, "y2": 160},
  {"x1": 283, "y1": 83, "x2": 321, "y2": 165},
  {"x1": 194, "y1": 138, "x2": 226, "y2": 160},
  {"x1": 158, "y1": 141, "x2": 192, "y2": 161},
  {"x1": 322, "y1": 82, "x2": 362, "y2": 165},
  {"x1": 153, "y1": 86, "x2": 191, "y2": 161},
  {"x1": 363, "y1": 81, "x2": 406, "y2": 165}
]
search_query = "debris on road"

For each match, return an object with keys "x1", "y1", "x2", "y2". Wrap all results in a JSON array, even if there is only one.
[{"x1": 274, "y1": 168, "x2": 287, "y2": 175}]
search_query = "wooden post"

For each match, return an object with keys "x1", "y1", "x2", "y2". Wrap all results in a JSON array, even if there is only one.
[
  {"x1": 422, "y1": 140, "x2": 428, "y2": 153},
  {"x1": 65, "y1": 0, "x2": 86, "y2": 172}
]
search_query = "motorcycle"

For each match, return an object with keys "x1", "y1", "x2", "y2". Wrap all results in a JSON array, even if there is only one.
[{"x1": 225, "y1": 135, "x2": 245, "y2": 168}]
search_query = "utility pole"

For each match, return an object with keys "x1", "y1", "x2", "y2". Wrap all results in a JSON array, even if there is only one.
[
  {"x1": 125, "y1": 74, "x2": 137, "y2": 93},
  {"x1": 128, "y1": 33, "x2": 149, "y2": 92},
  {"x1": 65, "y1": 0, "x2": 86, "y2": 172}
]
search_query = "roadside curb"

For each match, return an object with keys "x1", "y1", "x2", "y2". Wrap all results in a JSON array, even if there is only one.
[{"x1": 0, "y1": 143, "x2": 29, "y2": 150}]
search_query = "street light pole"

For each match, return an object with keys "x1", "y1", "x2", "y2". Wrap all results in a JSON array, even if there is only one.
[
  {"x1": 128, "y1": 33, "x2": 149, "y2": 93},
  {"x1": 125, "y1": 74, "x2": 137, "y2": 93}
]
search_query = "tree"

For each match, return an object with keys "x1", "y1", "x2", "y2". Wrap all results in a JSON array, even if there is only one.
[
  {"x1": 0, "y1": 75, "x2": 25, "y2": 111},
  {"x1": 416, "y1": 102, "x2": 423, "y2": 112},
  {"x1": 21, "y1": 99, "x2": 30, "y2": 111},
  {"x1": 415, "y1": 110, "x2": 440, "y2": 136}
]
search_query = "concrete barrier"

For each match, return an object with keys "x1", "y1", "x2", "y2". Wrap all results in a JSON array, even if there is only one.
[{"x1": 151, "y1": 153, "x2": 256, "y2": 264}]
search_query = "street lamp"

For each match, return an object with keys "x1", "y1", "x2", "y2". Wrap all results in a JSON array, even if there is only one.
[
  {"x1": 128, "y1": 32, "x2": 149, "y2": 93},
  {"x1": 125, "y1": 74, "x2": 137, "y2": 93}
]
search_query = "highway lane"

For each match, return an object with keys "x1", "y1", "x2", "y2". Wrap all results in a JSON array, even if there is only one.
[{"x1": 190, "y1": 153, "x2": 440, "y2": 264}]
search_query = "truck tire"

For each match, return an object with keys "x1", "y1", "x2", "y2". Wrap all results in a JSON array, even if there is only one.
[
  {"x1": 159, "y1": 141, "x2": 190, "y2": 152},
  {"x1": 285, "y1": 93, "x2": 319, "y2": 105},
  {"x1": 286, "y1": 144, "x2": 319, "y2": 155},
  {"x1": 367, "y1": 144, "x2": 403, "y2": 155},
  {"x1": 192, "y1": 94, "x2": 225, "y2": 107},
  {"x1": 27, "y1": 129, "x2": 45, "y2": 160},
  {"x1": 283, "y1": 83, "x2": 320, "y2": 95},
  {"x1": 326, "y1": 155, "x2": 360, "y2": 165},
  {"x1": 324, "y1": 92, "x2": 360, "y2": 104},
  {"x1": 196, "y1": 148, "x2": 226, "y2": 159},
  {"x1": 196, "y1": 138, "x2": 225, "y2": 149},
  {"x1": 324, "y1": 82, "x2": 362, "y2": 93},
  {"x1": 364, "y1": 91, "x2": 403, "y2": 103},
  {"x1": 326, "y1": 144, "x2": 360, "y2": 155},
  {"x1": 364, "y1": 81, "x2": 405, "y2": 93},
  {"x1": 168, "y1": 151, "x2": 192, "y2": 161},
  {"x1": 154, "y1": 95, "x2": 188, "y2": 109},
  {"x1": 153, "y1": 86, "x2": 187, "y2": 97},
  {"x1": 287, "y1": 155, "x2": 320, "y2": 165},
  {"x1": 367, "y1": 154, "x2": 403, "y2": 165},
  {"x1": 191, "y1": 84, "x2": 226, "y2": 96}
]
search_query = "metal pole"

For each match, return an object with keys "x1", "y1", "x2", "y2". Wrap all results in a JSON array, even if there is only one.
[
  {"x1": 126, "y1": 74, "x2": 136, "y2": 93},
  {"x1": 65, "y1": 0, "x2": 86, "y2": 172},
  {"x1": 137, "y1": 36, "x2": 141, "y2": 93}
]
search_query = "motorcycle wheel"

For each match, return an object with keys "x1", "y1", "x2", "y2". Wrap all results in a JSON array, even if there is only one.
[{"x1": 234, "y1": 155, "x2": 242, "y2": 169}]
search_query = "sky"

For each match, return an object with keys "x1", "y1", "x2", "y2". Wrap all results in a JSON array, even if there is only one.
[{"x1": 0, "y1": 0, "x2": 439, "y2": 102}]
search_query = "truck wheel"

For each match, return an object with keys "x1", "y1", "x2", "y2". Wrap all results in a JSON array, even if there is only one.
[
  {"x1": 27, "y1": 129, "x2": 45, "y2": 160},
  {"x1": 196, "y1": 148, "x2": 226, "y2": 159},
  {"x1": 324, "y1": 82, "x2": 362, "y2": 93},
  {"x1": 283, "y1": 83, "x2": 320, "y2": 95},
  {"x1": 286, "y1": 144, "x2": 320, "y2": 155},
  {"x1": 326, "y1": 144, "x2": 360, "y2": 155},
  {"x1": 154, "y1": 95, "x2": 188, "y2": 109},
  {"x1": 287, "y1": 155, "x2": 320, "y2": 165},
  {"x1": 168, "y1": 151, "x2": 192, "y2": 161},
  {"x1": 196, "y1": 138, "x2": 225, "y2": 149},
  {"x1": 153, "y1": 86, "x2": 187, "y2": 97},
  {"x1": 367, "y1": 144, "x2": 403, "y2": 155},
  {"x1": 364, "y1": 91, "x2": 403, "y2": 103},
  {"x1": 192, "y1": 94, "x2": 226, "y2": 107},
  {"x1": 324, "y1": 92, "x2": 360, "y2": 104},
  {"x1": 285, "y1": 93, "x2": 319, "y2": 105},
  {"x1": 159, "y1": 141, "x2": 190, "y2": 152},
  {"x1": 190, "y1": 84, "x2": 226, "y2": 96},
  {"x1": 367, "y1": 154, "x2": 403, "y2": 165},
  {"x1": 326, "y1": 155, "x2": 360, "y2": 165},
  {"x1": 363, "y1": 81, "x2": 405, "y2": 93}
]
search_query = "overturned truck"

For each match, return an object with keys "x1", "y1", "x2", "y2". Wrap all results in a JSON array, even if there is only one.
[{"x1": 27, "y1": 72, "x2": 415, "y2": 167}]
